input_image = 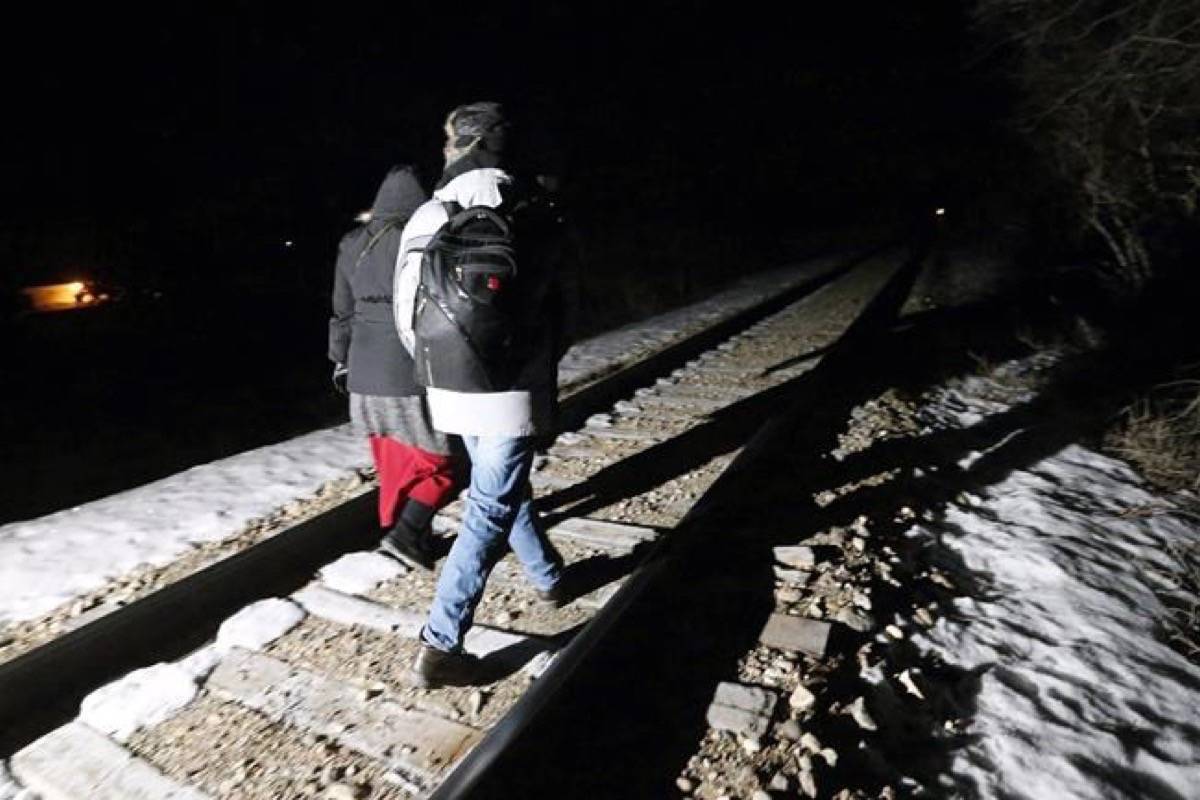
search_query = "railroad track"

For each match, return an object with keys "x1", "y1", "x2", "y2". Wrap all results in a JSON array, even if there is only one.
[{"x1": 0, "y1": 244, "x2": 909, "y2": 799}]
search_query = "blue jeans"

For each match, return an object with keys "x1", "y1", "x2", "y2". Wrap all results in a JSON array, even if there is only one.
[{"x1": 423, "y1": 435, "x2": 562, "y2": 652}]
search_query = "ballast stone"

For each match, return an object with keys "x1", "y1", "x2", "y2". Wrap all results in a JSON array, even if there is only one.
[
  {"x1": 774, "y1": 567, "x2": 811, "y2": 586},
  {"x1": 772, "y1": 546, "x2": 816, "y2": 570},
  {"x1": 788, "y1": 683, "x2": 817, "y2": 712}
]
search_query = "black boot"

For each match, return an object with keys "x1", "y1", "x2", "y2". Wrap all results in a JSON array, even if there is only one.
[
  {"x1": 398, "y1": 497, "x2": 436, "y2": 534},
  {"x1": 380, "y1": 499, "x2": 438, "y2": 571}
]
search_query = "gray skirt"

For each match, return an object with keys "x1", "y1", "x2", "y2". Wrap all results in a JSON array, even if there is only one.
[{"x1": 349, "y1": 393, "x2": 453, "y2": 456}]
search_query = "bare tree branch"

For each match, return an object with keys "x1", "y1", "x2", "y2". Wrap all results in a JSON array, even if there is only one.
[{"x1": 971, "y1": 0, "x2": 1200, "y2": 289}]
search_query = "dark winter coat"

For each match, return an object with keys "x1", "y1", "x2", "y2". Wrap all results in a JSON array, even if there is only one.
[{"x1": 329, "y1": 166, "x2": 428, "y2": 397}]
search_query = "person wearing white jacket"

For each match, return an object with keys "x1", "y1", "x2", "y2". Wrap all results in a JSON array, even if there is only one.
[{"x1": 393, "y1": 102, "x2": 568, "y2": 688}]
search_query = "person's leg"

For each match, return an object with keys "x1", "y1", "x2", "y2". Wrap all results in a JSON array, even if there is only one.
[
  {"x1": 506, "y1": 488, "x2": 562, "y2": 594},
  {"x1": 423, "y1": 435, "x2": 532, "y2": 652},
  {"x1": 378, "y1": 440, "x2": 442, "y2": 570},
  {"x1": 369, "y1": 435, "x2": 407, "y2": 527},
  {"x1": 382, "y1": 445, "x2": 460, "y2": 570}
]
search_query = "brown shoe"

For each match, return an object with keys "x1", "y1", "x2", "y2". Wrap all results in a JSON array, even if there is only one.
[
  {"x1": 413, "y1": 642, "x2": 480, "y2": 689},
  {"x1": 535, "y1": 576, "x2": 571, "y2": 609}
]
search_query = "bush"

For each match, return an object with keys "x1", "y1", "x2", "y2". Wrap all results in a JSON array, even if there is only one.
[
  {"x1": 970, "y1": 0, "x2": 1200, "y2": 292},
  {"x1": 1105, "y1": 376, "x2": 1200, "y2": 493},
  {"x1": 1105, "y1": 374, "x2": 1200, "y2": 661}
]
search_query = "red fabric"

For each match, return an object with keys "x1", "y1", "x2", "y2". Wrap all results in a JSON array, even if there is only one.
[{"x1": 368, "y1": 436, "x2": 457, "y2": 526}]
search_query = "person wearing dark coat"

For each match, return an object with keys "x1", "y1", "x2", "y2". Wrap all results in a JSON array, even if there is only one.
[{"x1": 329, "y1": 165, "x2": 458, "y2": 566}]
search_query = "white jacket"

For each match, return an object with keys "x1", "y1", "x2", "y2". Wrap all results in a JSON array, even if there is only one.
[{"x1": 393, "y1": 167, "x2": 549, "y2": 437}]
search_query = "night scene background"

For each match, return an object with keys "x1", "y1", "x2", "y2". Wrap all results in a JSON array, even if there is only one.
[{"x1": 1, "y1": 2, "x2": 1194, "y2": 523}]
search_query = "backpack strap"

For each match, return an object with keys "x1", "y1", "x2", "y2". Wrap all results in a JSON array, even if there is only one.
[{"x1": 442, "y1": 205, "x2": 512, "y2": 238}]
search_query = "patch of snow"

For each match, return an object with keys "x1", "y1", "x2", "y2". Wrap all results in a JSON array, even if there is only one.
[
  {"x1": 0, "y1": 763, "x2": 24, "y2": 800},
  {"x1": 891, "y1": 357, "x2": 1200, "y2": 798},
  {"x1": 0, "y1": 426, "x2": 367, "y2": 625},
  {"x1": 318, "y1": 551, "x2": 407, "y2": 595},
  {"x1": 214, "y1": 598, "x2": 305, "y2": 654},
  {"x1": 0, "y1": 780, "x2": 37, "y2": 800},
  {"x1": 176, "y1": 644, "x2": 222, "y2": 681},
  {"x1": 78, "y1": 662, "x2": 198, "y2": 742},
  {"x1": 525, "y1": 650, "x2": 557, "y2": 679}
]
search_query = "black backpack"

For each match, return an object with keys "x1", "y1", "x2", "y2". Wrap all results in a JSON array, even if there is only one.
[{"x1": 413, "y1": 198, "x2": 558, "y2": 392}]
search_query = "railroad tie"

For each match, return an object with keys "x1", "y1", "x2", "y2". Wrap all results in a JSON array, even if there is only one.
[
  {"x1": 206, "y1": 648, "x2": 479, "y2": 788},
  {"x1": 11, "y1": 722, "x2": 212, "y2": 800}
]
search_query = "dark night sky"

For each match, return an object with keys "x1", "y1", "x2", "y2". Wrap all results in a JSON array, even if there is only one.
[{"x1": 0, "y1": 2, "x2": 987, "y2": 286}]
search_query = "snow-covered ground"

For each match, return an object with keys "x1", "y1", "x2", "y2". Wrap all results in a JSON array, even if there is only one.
[
  {"x1": 0, "y1": 261, "x2": 828, "y2": 629},
  {"x1": 0, "y1": 430, "x2": 367, "y2": 624},
  {"x1": 886, "y1": 359, "x2": 1200, "y2": 798}
]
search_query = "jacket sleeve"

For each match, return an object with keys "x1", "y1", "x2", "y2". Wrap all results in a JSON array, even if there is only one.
[
  {"x1": 393, "y1": 247, "x2": 422, "y2": 357},
  {"x1": 393, "y1": 203, "x2": 444, "y2": 356},
  {"x1": 328, "y1": 233, "x2": 357, "y2": 364}
]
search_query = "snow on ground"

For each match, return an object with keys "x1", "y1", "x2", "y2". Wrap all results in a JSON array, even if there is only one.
[
  {"x1": 893, "y1": 360, "x2": 1200, "y2": 799},
  {"x1": 0, "y1": 427, "x2": 365, "y2": 624},
  {"x1": 66, "y1": 599, "x2": 312, "y2": 749},
  {"x1": 213, "y1": 598, "x2": 307, "y2": 655},
  {"x1": 0, "y1": 261, "x2": 823, "y2": 628},
  {"x1": 318, "y1": 551, "x2": 407, "y2": 595},
  {"x1": 79, "y1": 662, "x2": 200, "y2": 743},
  {"x1": 0, "y1": 764, "x2": 27, "y2": 800}
]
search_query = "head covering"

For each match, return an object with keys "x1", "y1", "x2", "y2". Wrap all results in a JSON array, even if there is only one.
[
  {"x1": 443, "y1": 101, "x2": 509, "y2": 166},
  {"x1": 368, "y1": 165, "x2": 426, "y2": 222}
]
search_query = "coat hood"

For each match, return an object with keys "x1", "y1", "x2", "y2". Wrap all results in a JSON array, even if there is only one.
[{"x1": 370, "y1": 166, "x2": 426, "y2": 221}]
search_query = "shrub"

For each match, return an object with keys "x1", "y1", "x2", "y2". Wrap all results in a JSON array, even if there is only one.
[
  {"x1": 1105, "y1": 376, "x2": 1200, "y2": 493},
  {"x1": 970, "y1": 0, "x2": 1200, "y2": 292}
]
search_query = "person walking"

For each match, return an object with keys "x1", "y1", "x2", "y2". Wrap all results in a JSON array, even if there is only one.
[
  {"x1": 329, "y1": 165, "x2": 459, "y2": 569},
  {"x1": 394, "y1": 102, "x2": 571, "y2": 687}
]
